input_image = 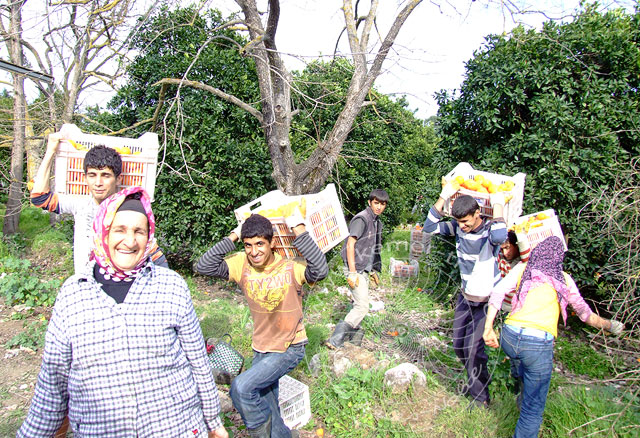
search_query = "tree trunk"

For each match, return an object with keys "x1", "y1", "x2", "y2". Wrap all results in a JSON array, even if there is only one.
[{"x1": 3, "y1": 1, "x2": 27, "y2": 235}]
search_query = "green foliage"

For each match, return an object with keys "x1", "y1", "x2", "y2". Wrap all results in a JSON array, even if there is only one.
[
  {"x1": 89, "y1": 9, "x2": 437, "y2": 262},
  {"x1": 435, "y1": 5, "x2": 640, "y2": 298},
  {"x1": 555, "y1": 336, "x2": 620, "y2": 379},
  {"x1": 311, "y1": 366, "x2": 420, "y2": 437},
  {"x1": 87, "y1": 6, "x2": 272, "y2": 265},
  {"x1": 543, "y1": 385, "x2": 640, "y2": 437},
  {"x1": 5, "y1": 321, "x2": 47, "y2": 350},
  {"x1": 0, "y1": 257, "x2": 61, "y2": 307}
]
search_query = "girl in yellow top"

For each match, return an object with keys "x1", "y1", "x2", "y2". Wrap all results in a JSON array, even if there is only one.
[{"x1": 483, "y1": 236, "x2": 623, "y2": 438}]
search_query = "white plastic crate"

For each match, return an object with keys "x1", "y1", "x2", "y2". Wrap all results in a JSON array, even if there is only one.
[
  {"x1": 278, "y1": 375, "x2": 311, "y2": 429},
  {"x1": 512, "y1": 209, "x2": 567, "y2": 251},
  {"x1": 442, "y1": 162, "x2": 526, "y2": 225},
  {"x1": 53, "y1": 124, "x2": 160, "y2": 200},
  {"x1": 390, "y1": 257, "x2": 419, "y2": 278},
  {"x1": 409, "y1": 225, "x2": 430, "y2": 260},
  {"x1": 234, "y1": 184, "x2": 349, "y2": 258}
]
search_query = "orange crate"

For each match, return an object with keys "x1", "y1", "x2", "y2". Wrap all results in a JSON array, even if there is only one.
[
  {"x1": 442, "y1": 162, "x2": 526, "y2": 225},
  {"x1": 390, "y1": 257, "x2": 419, "y2": 278},
  {"x1": 512, "y1": 209, "x2": 567, "y2": 251},
  {"x1": 234, "y1": 184, "x2": 349, "y2": 258},
  {"x1": 54, "y1": 124, "x2": 159, "y2": 200}
]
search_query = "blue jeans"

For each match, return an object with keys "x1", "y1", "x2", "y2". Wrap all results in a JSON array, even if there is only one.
[
  {"x1": 500, "y1": 324, "x2": 554, "y2": 438},
  {"x1": 230, "y1": 343, "x2": 306, "y2": 438}
]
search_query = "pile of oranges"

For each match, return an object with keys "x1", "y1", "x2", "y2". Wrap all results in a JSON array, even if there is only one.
[
  {"x1": 444, "y1": 174, "x2": 515, "y2": 194},
  {"x1": 512, "y1": 211, "x2": 550, "y2": 233}
]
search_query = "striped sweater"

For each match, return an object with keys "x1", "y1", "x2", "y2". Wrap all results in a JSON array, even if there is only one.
[{"x1": 423, "y1": 206, "x2": 507, "y2": 302}]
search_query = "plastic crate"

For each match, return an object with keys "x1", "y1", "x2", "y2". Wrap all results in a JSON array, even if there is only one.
[
  {"x1": 513, "y1": 209, "x2": 567, "y2": 251},
  {"x1": 278, "y1": 375, "x2": 311, "y2": 429},
  {"x1": 409, "y1": 225, "x2": 430, "y2": 260},
  {"x1": 442, "y1": 162, "x2": 526, "y2": 225},
  {"x1": 53, "y1": 124, "x2": 160, "y2": 200},
  {"x1": 234, "y1": 184, "x2": 349, "y2": 258},
  {"x1": 390, "y1": 257, "x2": 419, "y2": 278}
]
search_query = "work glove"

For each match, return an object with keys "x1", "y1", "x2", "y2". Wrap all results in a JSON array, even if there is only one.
[
  {"x1": 489, "y1": 192, "x2": 506, "y2": 207},
  {"x1": 609, "y1": 320, "x2": 624, "y2": 335},
  {"x1": 347, "y1": 272, "x2": 359, "y2": 289},
  {"x1": 516, "y1": 231, "x2": 530, "y2": 253},
  {"x1": 439, "y1": 182, "x2": 458, "y2": 201},
  {"x1": 370, "y1": 271, "x2": 380, "y2": 286},
  {"x1": 285, "y1": 207, "x2": 305, "y2": 229},
  {"x1": 231, "y1": 221, "x2": 243, "y2": 239}
]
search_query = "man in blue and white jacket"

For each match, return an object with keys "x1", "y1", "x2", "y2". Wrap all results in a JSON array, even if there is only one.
[{"x1": 423, "y1": 184, "x2": 507, "y2": 407}]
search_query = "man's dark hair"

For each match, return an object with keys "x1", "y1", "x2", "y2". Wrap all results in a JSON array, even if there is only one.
[
  {"x1": 451, "y1": 195, "x2": 480, "y2": 219},
  {"x1": 241, "y1": 214, "x2": 274, "y2": 241},
  {"x1": 368, "y1": 189, "x2": 389, "y2": 204},
  {"x1": 507, "y1": 230, "x2": 518, "y2": 246},
  {"x1": 84, "y1": 145, "x2": 122, "y2": 177}
]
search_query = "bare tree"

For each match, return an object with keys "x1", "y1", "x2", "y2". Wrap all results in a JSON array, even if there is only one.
[
  {"x1": 0, "y1": 0, "x2": 161, "y2": 234},
  {"x1": 156, "y1": 0, "x2": 423, "y2": 195},
  {"x1": 1, "y1": 0, "x2": 26, "y2": 234}
]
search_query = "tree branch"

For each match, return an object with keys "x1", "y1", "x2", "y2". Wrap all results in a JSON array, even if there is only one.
[{"x1": 153, "y1": 78, "x2": 264, "y2": 123}]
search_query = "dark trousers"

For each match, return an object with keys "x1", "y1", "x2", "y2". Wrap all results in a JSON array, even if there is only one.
[{"x1": 452, "y1": 293, "x2": 491, "y2": 403}]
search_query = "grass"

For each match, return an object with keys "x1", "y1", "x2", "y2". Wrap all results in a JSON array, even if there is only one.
[{"x1": 1, "y1": 216, "x2": 638, "y2": 437}]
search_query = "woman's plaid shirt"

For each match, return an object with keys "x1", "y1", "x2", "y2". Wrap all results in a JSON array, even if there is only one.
[{"x1": 17, "y1": 262, "x2": 223, "y2": 437}]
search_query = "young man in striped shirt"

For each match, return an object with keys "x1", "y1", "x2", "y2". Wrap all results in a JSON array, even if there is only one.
[{"x1": 423, "y1": 185, "x2": 507, "y2": 407}]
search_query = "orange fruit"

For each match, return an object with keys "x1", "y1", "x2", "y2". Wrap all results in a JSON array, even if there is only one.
[
  {"x1": 477, "y1": 186, "x2": 489, "y2": 194},
  {"x1": 536, "y1": 212, "x2": 549, "y2": 220},
  {"x1": 487, "y1": 183, "x2": 498, "y2": 194},
  {"x1": 455, "y1": 175, "x2": 465, "y2": 185},
  {"x1": 474, "y1": 174, "x2": 485, "y2": 184}
]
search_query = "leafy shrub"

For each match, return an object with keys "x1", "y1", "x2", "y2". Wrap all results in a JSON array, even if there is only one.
[
  {"x1": 435, "y1": 5, "x2": 640, "y2": 300},
  {"x1": 5, "y1": 320, "x2": 48, "y2": 350},
  {"x1": 0, "y1": 257, "x2": 61, "y2": 307}
]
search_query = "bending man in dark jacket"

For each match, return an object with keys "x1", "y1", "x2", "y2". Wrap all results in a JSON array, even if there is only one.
[{"x1": 196, "y1": 212, "x2": 328, "y2": 438}]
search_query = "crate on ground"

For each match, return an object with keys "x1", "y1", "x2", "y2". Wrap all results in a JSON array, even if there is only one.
[
  {"x1": 234, "y1": 184, "x2": 349, "y2": 258},
  {"x1": 390, "y1": 257, "x2": 419, "y2": 278},
  {"x1": 278, "y1": 375, "x2": 311, "y2": 430},
  {"x1": 53, "y1": 124, "x2": 160, "y2": 200},
  {"x1": 512, "y1": 209, "x2": 567, "y2": 251},
  {"x1": 442, "y1": 162, "x2": 526, "y2": 225},
  {"x1": 409, "y1": 225, "x2": 431, "y2": 260}
]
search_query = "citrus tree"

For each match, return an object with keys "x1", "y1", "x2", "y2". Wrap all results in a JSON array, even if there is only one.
[{"x1": 434, "y1": 5, "x2": 640, "y2": 299}]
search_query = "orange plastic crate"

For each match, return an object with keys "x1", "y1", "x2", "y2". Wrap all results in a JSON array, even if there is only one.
[
  {"x1": 442, "y1": 162, "x2": 526, "y2": 225},
  {"x1": 235, "y1": 184, "x2": 349, "y2": 258},
  {"x1": 53, "y1": 124, "x2": 159, "y2": 200}
]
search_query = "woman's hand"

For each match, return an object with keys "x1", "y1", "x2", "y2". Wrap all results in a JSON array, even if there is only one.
[
  {"x1": 483, "y1": 325, "x2": 499, "y2": 348},
  {"x1": 209, "y1": 426, "x2": 229, "y2": 438}
]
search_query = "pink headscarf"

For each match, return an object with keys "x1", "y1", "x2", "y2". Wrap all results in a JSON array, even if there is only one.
[{"x1": 90, "y1": 187, "x2": 157, "y2": 281}]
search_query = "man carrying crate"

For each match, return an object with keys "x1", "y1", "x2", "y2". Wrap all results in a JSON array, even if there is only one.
[
  {"x1": 423, "y1": 184, "x2": 507, "y2": 408},
  {"x1": 195, "y1": 212, "x2": 328, "y2": 438},
  {"x1": 30, "y1": 132, "x2": 166, "y2": 274},
  {"x1": 326, "y1": 189, "x2": 389, "y2": 349}
]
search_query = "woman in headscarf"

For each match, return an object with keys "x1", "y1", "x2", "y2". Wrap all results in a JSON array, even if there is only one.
[
  {"x1": 483, "y1": 236, "x2": 624, "y2": 438},
  {"x1": 18, "y1": 187, "x2": 228, "y2": 438}
]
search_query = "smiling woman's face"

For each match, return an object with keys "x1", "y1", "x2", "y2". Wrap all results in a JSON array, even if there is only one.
[{"x1": 107, "y1": 210, "x2": 149, "y2": 271}]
